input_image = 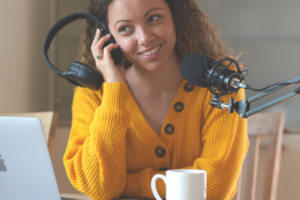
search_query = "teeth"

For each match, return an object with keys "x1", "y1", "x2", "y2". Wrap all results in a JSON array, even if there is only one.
[{"x1": 141, "y1": 45, "x2": 161, "y2": 56}]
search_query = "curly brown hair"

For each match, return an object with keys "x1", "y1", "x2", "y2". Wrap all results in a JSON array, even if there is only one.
[{"x1": 77, "y1": 0, "x2": 233, "y2": 69}]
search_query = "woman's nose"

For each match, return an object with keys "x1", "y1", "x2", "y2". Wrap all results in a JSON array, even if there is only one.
[{"x1": 137, "y1": 26, "x2": 154, "y2": 46}]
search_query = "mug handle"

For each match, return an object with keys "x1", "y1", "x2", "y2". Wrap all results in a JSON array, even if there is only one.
[{"x1": 151, "y1": 174, "x2": 167, "y2": 200}]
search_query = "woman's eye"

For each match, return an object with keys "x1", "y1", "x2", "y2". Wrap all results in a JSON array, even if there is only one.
[
  {"x1": 119, "y1": 26, "x2": 130, "y2": 33},
  {"x1": 149, "y1": 15, "x2": 160, "y2": 22}
]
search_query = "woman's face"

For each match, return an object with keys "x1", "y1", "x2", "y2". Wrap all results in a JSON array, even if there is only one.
[{"x1": 108, "y1": 0, "x2": 177, "y2": 71}]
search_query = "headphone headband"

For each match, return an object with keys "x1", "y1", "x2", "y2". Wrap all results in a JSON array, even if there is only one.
[
  {"x1": 42, "y1": 13, "x2": 105, "y2": 78},
  {"x1": 43, "y1": 13, "x2": 105, "y2": 52},
  {"x1": 43, "y1": 12, "x2": 121, "y2": 90}
]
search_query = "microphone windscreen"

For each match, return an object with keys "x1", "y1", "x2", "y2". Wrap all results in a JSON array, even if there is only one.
[{"x1": 180, "y1": 53, "x2": 216, "y2": 88}]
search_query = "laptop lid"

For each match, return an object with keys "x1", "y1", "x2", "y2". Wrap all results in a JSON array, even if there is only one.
[{"x1": 0, "y1": 116, "x2": 61, "y2": 200}]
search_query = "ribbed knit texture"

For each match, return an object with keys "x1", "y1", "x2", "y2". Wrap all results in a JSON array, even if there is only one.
[{"x1": 63, "y1": 80, "x2": 249, "y2": 200}]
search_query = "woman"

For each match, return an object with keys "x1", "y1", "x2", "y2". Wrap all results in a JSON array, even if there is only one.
[{"x1": 63, "y1": 0, "x2": 249, "y2": 199}]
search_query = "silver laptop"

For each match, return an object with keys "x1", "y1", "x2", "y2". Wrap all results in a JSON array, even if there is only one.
[{"x1": 0, "y1": 116, "x2": 62, "y2": 200}]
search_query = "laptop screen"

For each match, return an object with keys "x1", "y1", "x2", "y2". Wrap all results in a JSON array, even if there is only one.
[{"x1": 0, "y1": 116, "x2": 61, "y2": 200}]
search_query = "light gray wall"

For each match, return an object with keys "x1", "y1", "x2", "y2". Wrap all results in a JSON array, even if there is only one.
[
  {"x1": 53, "y1": 0, "x2": 88, "y2": 122},
  {"x1": 196, "y1": 0, "x2": 300, "y2": 127},
  {"x1": 0, "y1": 0, "x2": 52, "y2": 113}
]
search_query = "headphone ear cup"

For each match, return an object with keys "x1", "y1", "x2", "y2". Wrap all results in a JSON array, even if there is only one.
[{"x1": 67, "y1": 61, "x2": 104, "y2": 91}]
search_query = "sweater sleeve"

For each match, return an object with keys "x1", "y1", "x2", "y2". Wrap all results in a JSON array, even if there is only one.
[
  {"x1": 63, "y1": 82, "x2": 131, "y2": 200},
  {"x1": 193, "y1": 89, "x2": 249, "y2": 199},
  {"x1": 121, "y1": 89, "x2": 249, "y2": 200}
]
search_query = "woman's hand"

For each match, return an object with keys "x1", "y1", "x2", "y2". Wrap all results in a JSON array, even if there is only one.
[{"x1": 91, "y1": 28, "x2": 126, "y2": 83}]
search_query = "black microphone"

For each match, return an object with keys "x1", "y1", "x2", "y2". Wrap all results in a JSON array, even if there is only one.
[
  {"x1": 180, "y1": 53, "x2": 300, "y2": 116},
  {"x1": 180, "y1": 53, "x2": 244, "y2": 96}
]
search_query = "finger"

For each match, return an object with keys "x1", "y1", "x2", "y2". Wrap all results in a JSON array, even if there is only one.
[
  {"x1": 103, "y1": 43, "x2": 120, "y2": 64},
  {"x1": 92, "y1": 34, "x2": 112, "y2": 59},
  {"x1": 103, "y1": 43, "x2": 119, "y2": 57},
  {"x1": 92, "y1": 28, "x2": 101, "y2": 47},
  {"x1": 92, "y1": 49, "x2": 103, "y2": 61},
  {"x1": 95, "y1": 54, "x2": 103, "y2": 60},
  {"x1": 91, "y1": 29, "x2": 103, "y2": 58},
  {"x1": 94, "y1": 34, "x2": 112, "y2": 51}
]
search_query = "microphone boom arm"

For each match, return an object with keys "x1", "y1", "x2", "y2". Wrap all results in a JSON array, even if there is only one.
[{"x1": 211, "y1": 75, "x2": 300, "y2": 118}]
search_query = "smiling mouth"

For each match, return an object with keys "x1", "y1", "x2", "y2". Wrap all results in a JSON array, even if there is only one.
[{"x1": 139, "y1": 44, "x2": 162, "y2": 56}]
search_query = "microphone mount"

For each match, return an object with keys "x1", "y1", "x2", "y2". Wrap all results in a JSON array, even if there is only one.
[
  {"x1": 179, "y1": 52, "x2": 300, "y2": 118},
  {"x1": 210, "y1": 76, "x2": 300, "y2": 118},
  {"x1": 204, "y1": 57, "x2": 245, "y2": 96}
]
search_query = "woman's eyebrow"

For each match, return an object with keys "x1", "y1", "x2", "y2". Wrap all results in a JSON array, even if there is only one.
[
  {"x1": 114, "y1": 7, "x2": 163, "y2": 28},
  {"x1": 114, "y1": 20, "x2": 131, "y2": 28},
  {"x1": 143, "y1": 7, "x2": 163, "y2": 18}
]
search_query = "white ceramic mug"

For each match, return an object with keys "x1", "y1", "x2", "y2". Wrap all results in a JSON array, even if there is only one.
[{"x1": 151, "y1": 169, "x2": 207, "y2": 200}]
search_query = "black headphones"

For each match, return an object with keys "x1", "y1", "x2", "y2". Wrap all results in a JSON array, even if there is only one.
[{"x1": 43, "y1": 13, "x2": 122, "y2": 91}]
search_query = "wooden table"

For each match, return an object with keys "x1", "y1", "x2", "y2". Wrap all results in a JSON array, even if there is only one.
[{"x1": 60, "y1": 193, "x2": 142, "y2": 200}]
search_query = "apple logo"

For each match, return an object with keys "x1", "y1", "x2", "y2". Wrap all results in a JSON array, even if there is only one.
[{"x1": 0, "y1": 155, "x2": 7, "y2": 172}]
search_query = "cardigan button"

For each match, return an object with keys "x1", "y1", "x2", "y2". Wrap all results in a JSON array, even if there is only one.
[
  {"x1": 174, "y1": 102, "x2": 184, "y2": 112},
  {"x1": 155, "y1": 147, "x2": 166, "y2": 158},
  {"x1": 164, "y1": 124, "x2": 175, "y2": 135},
  {"x1": 184, "y1": 83, "x2": 194, "y2": 92},
  {"x1": 159, "y1": 167, "x2": 168, "y2": 171}
]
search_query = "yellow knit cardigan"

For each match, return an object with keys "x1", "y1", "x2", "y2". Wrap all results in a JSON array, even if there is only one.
[{"x1": 63, "y1": 79, "x2": 249, "y2": 200}]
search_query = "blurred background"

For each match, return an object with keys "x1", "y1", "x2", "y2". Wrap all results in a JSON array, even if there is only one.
[{"x1": 0, "y1": 0, "x2": 299, "y2": 199}]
